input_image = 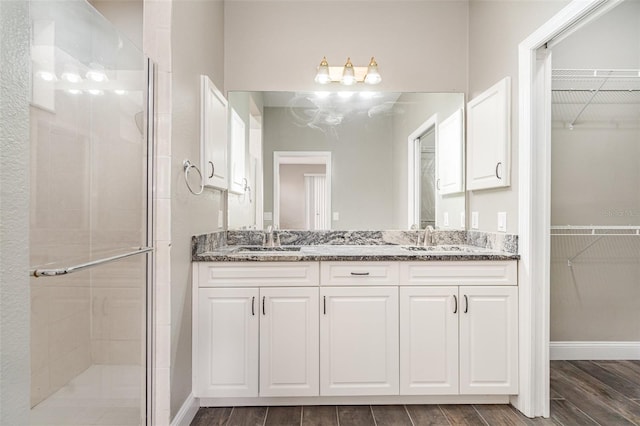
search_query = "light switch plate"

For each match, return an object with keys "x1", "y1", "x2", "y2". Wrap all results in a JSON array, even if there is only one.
[
  {"x1": 460, "y1": 212, "x2": 466, "y2": 229},
  {"x1": 443, "y1": 212, "x2": 449, "y2": 227},
  {"x1": 333, "y1": 212, "x2": 339, "y2": 221},
  {"x1": 471, "y1": 212, "x2": 479, "y2": 229},
  {"x1": 497, "y1": 212, "x2": 507, "y2": 232}
]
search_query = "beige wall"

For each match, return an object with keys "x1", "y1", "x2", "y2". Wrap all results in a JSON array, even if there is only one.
[
  {"x1": 263, "y1": 106, "x2": 395, "y2": 230},
  {"x1": 170, "y1": 0, "x2": 225, "y2": 419},
  {"x1": 279, "y1": 164, "x2": 326, "y2": 229},
  {"x1": 224, "y1": 0, "x2": 469, "y2": 93},
  {"x1": 467, "y1": 0, "x2": 569, "y2": 233}
]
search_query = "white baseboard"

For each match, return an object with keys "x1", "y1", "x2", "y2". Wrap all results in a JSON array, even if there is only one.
[
  {"x1": 550, "y1": 341, "x2": 640, "y2": 360},
  {"x1": 171, "y1": 392, "x2": 199, "y2": 426}
]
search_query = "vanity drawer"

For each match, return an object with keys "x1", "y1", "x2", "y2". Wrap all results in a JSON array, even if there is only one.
[
  {"x1": 400, "y1": 261, "x2": 517, "y2": 286},
  {"x1": 320, "y1": 262, "x2": 399, "y2": 286},
  {"x1": 197, "y1": 262, "x2": 319, "y2": 287}
]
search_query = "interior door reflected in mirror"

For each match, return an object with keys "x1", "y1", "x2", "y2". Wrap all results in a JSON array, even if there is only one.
[{"x1": 227, "y1": 91, "x2": 465, "y2": 231}]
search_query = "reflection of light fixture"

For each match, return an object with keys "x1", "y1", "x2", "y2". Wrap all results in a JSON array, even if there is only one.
[
  {"x1": 338, "y1": 91, "x2": 355, "y2": 99},
  {"x1": 86, "y1": 63, "x2": 108, "y2": 82},
  {"x1": 314, "y1": 91, "x2": 331, "y2": 99},
  {"x1": 88, "y1": 89, "x2": 104, "y2": 96},
  {"x1": 36, "y1": 70, "x2": 57, "y2": 82},
  {"x1": 67, "y1": 89, "x2": 82, "y2": 95},
  {"x1": 61, "y1": 64, "x2": 82, "y2": 83},
  {"x1": 359, "y1": 91, "x2": 377, "y2": 99},
  {"x1": 114, "y1": 89, "x2": 127, "y2": 95},
  {"x1": 314, "y1": 56, "x2": 382, "y2": 85}
]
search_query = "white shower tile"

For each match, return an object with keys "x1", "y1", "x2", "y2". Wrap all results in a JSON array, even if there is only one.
[
  {"x1": 154, "y1": 367, "x2": 170, "y2": 419},
  {"x1": 157, "y1": 155, "x2": 171, "y2": 199},
  {"x1": 154, "y1": 29, "x2": 172, "y2": 73},
  {"x1": 156, "y1": 198, "x2": 171, "y2": 242},
  {"x1": 155, "y1": 279, "x2": 170, "y2": 326},
  {"x1": 156, "y1": 113, "x2": 171, "y2": 157},
  {"x1": 155, "y1": 325, "x2": 171, "y2": 369}
]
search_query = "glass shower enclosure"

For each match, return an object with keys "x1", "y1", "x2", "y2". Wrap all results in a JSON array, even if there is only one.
[{"x1": 28, "y1": 2, "x2": 153, "y2": 425}]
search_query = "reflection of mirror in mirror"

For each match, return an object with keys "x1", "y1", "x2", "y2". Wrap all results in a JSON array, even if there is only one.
[{"x1": 227, "y1": 91, "x2": 465, "y2": 231}]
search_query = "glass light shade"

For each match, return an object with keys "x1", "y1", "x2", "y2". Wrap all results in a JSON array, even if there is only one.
[
  {"x1": 315, "y1": 56, "x2": 331, "y2": 84},
  {"x1": 341, "y1": 58, "x2": 356, "y2": 86},
  {"x1": 364, "y1": 57, "x2": 381, "y2": 85}
]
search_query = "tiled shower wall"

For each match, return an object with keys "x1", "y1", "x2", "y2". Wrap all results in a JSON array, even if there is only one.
[{"x1": 29, "y1": 78, "x2": 146, "y2": 406}]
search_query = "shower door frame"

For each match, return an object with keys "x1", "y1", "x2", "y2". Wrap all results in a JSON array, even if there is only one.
[{"x1": 144, "y1": 57, "x2": 156, "y2": 426}]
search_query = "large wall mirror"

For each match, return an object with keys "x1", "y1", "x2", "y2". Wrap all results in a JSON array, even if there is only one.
[{"x1": 227, "y1": 91, "x2": 465, "y2": 231}]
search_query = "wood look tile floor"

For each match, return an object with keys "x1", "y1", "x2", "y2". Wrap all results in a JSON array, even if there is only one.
[{"x1": 192, "y1": 360, "x2": 640, "y2": 426}]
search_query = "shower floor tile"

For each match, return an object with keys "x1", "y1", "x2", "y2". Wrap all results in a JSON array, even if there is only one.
[{"x1": 30, "y1": 364, "x2": 142, "y2": 425}]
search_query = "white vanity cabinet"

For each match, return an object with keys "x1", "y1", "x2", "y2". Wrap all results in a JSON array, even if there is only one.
[
  {"x1": 320, "y1": 286, "x2": 399, "y2": 396},
  {"x1": 399, "y1": 285, "x2": 518, "y2": 396},
  {"x1": 194, "y1": 259, "x2": 518, "y2": 403},
  {"x1": 196, "y1": 287, "x2": 259, "y2": 397},
  {"x1": 400, "y1": 287, "x2": 459, "y2": 395},
  {"x1": 259, "y1": 287, "x2": 319, "y2": 397},
  {"x1": 193, "y1": 262, "x2": 319, "y2": 398},
  {"x1": 459, "y1": 286, "x2": 518, "y2": 394},
  {"x1": 399, "y1": 261, "x2": 519, "y2": 396}
]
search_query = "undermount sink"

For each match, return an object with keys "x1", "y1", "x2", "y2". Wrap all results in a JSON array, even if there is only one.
[
  {"x1": 402, "y1": 245, "x2": 467, "y2": 252},
  {"x1": 235, "y1": 246, "x2": 302, "y2": 252}
]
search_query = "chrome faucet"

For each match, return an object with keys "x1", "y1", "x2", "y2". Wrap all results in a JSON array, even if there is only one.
[
  {"x1": 423, "y1": 225, "x2": 435, "y2": 247},
  {"x1": 263, "y1": 225, "x2": 280, "y2": 247}
]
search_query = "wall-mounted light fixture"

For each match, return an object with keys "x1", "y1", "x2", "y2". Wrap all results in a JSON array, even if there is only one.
[{"x1": 314, "y1": 56, "x2": 382, "y2": 85}]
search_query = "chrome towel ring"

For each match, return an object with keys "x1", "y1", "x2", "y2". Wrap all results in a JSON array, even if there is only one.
[{"x1": 183, "y1": 159, "x2": 204, "y2": 195}]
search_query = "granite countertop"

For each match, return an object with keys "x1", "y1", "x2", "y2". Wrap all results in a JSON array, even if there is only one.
[{"x1": 193, "y1": 244, "x2": 520, "y2": 262}]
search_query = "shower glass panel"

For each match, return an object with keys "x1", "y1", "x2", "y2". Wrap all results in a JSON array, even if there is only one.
[{"x1": 28, "y1": 2, "x2": 149, "y2": 425}]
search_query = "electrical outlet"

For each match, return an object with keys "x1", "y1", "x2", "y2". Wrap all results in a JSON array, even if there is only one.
[
  {"x1": 460, "y1": 212, "x2": 466, "y2": 229},
  {"x1": 443, "y1": 212, "x2": 449, "y2": 227},
  {"x1": 497, "y1": 212, "x2": 507, "y2": 232},
  {"x1": 471, "y1": 212, "x2": 479, "y2": 229},
  {"x1": 333, "y1": 212, "x2": 339, "y2": 221}
]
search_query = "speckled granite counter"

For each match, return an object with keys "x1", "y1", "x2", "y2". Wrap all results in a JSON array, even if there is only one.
[
  {"x1": 192, "y1": 230, "x2": 519, "y2": 262},
  {"x1": 193, "y1": 244, "x2": 519, "y2": 262}
]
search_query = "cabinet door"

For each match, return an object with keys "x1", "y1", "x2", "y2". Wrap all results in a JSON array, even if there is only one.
[
  {"x1": 259, "y1": 287, "x2": 319, "y2": 397},
  {"x1": 459, "y1": 286, "x2": 518, "y2": 394},
  {"x1": 400, "y1": 287, "x2": 458, "y2": 395},
  {"x1": 466, "y1": 77, "x2": 511, "y2": 190},
  {"x1": 228, "y1": 108, "x2": 246, "y2": 194},
  {"x1": 197, "y1": 288, "x2": 258, "y2": 397},
  {"x1": 200, "y1": 75, "x2": 228, "y2": 189},
  {"x1": 320, "y1": 287, "x2": 399, "y2": 396},
  {"x1": 436, "y1": 109, "x2": 465, "y2": 195}
]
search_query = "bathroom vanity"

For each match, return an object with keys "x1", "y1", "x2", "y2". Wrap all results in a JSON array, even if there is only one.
[{"x1": 192, "y1": 235, "x2": 519, "y2": 406}]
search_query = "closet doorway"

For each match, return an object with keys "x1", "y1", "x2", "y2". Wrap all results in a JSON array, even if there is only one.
[
  {"x1": 512, "y1": 0, "x2": 640, "y2": 416},
  {"x1": 548, "y1": 0, "x2": 640, "y2": 359}
]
